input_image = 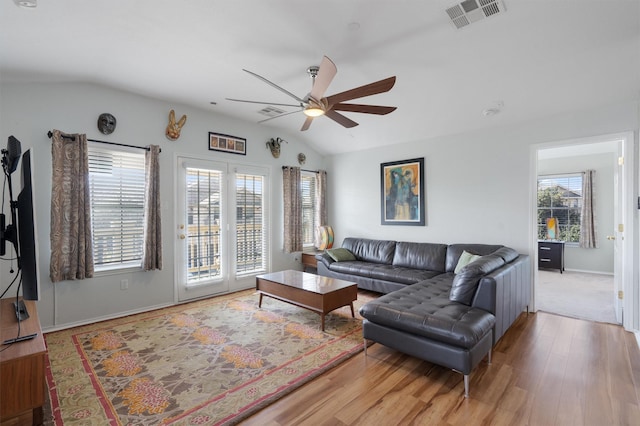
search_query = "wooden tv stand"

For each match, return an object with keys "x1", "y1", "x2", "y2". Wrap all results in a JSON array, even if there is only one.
[{"x1": 0, "y1": 298, "x2": 46, "y2": 426}]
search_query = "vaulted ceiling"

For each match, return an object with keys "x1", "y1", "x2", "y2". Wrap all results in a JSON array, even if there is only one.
[{"x1": 1, "y1": 0, "x2": 638, "y2": 155}]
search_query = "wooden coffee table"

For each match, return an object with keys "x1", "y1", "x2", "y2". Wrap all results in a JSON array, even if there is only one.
[{"x1": 256, "y1": 270, "x2": 358, "y2": 331}]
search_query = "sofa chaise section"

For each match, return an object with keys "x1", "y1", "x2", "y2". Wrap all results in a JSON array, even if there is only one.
[{"x1": 360, "y1": 278, "x2": 495, "y2": 398}]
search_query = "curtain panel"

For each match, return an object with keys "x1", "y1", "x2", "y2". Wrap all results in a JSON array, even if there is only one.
[
  {"x1": 314, "y1": 170, "x2": 328, "y2": 247},
  {"x1": 579, "y1": 169, "x2": 598, "y2": 248},
  {"x1": 142, "y1": 144, "x2": 162, "y2": 270},
  {"x1": 282, "y1": 166, "x2": 302, "y2": 253},
  {"x1": 50, "y1": 130, "x2": 94, "y2": 282}
]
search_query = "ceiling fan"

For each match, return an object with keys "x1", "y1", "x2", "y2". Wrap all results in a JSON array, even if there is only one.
[{"x1": 226, "y1": 56, "x2": 397, "y2": 131}]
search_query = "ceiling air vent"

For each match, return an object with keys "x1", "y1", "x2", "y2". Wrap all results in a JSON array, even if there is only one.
[
  {"x1": 446, "y1": 0, "x2": 506, "y2": 29},
  {"x1": 257, "y1": 106, "x2": 287, "y2": 118}
]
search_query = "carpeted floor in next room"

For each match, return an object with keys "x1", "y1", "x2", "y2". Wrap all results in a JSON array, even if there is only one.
[
  {"x1": 536, "y1": 270, "x2": 617, "y2": 324},
  {"x1": 43, "y1": 289, "x2": 376, "y2": 425}
]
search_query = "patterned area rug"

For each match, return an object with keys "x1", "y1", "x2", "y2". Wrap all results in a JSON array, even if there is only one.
[{"x1": 44, "y1": 289, "x2": 371, "y2": 425}]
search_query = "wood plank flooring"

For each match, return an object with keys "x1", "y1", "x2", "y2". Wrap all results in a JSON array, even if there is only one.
[{"x1": 241, "y1": 311, "x2": 640, "y2": 425}]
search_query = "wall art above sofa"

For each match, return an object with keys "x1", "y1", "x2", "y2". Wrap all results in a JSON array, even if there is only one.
[{"x1": 380, "y1": 157, "x2": 425, "y2": 226}]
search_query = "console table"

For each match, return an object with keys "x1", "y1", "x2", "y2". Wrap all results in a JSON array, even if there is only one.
[
  {"x1": 538, "y1": 240, "x2": 565, "y2": 273},
  {"x1": 0, "y1": 298, "x2": 46, "y2": 425}
]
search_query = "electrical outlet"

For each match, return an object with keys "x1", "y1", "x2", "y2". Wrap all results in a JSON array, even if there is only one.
[
  {"x1": 293, "y1": 254, "x2": 300, "y2": 261},
  {"x1": 120, "y1": 279, "x2": 129, "y2": 290}
]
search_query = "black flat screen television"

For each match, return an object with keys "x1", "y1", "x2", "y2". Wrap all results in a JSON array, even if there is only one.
[
  {"x1": 1, "y1": 137, "x2": 40, "y2": 330},
  {"x1": 17, "y1": 148, "x2": 40, "y2": 302}
]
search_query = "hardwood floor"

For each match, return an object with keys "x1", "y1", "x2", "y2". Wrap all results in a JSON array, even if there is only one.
[{"x1": 241, "y1": 311, "x2": 640, "y2": 425}]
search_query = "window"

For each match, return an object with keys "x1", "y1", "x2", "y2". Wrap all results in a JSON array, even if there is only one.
[
  {"x1": 185, "y1": 167, "x2": 223, "y2": 282},
  {"x1": 236, "y1": 173, "x2": 266, "y2": 274},
  {"x1": 301, "y1": 172, "x2": 316, "y2": 247},
  {"x1": 537, "y1": 174, "x2": 582, "y2": 243},
  {"x1": 88, "y1": 145, "x2": 146, "y2": 270}
]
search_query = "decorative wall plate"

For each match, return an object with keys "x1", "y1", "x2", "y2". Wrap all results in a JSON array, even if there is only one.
[{"x1": 298, "y1": 152, "x2": 306, "y2": 165}]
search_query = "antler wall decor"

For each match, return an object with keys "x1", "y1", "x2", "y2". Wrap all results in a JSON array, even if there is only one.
[{"x1": 266, "y1": 137, "x2": 287, "y2": 158}]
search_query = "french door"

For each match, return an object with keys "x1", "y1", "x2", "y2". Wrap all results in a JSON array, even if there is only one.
[{"x1": 176, "y1": 157, "x2": 269, "y2": 301}]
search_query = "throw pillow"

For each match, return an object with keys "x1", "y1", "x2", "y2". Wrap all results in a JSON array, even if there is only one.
[
  {"x1": 454, "y1": 250, "x2": 482, "y2": 274},
  {"x1": 325, "y1": 247, "x2": 356, "y2": 262}
]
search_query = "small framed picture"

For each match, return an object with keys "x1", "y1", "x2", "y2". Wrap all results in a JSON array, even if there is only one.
[{"x1": 208, "y1": 132, "x2": 246, "y2": 155}]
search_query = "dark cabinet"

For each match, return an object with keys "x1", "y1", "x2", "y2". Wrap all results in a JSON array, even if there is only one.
[{"x1": 538, "y1": 241, "x2": 565, "y2": 273}]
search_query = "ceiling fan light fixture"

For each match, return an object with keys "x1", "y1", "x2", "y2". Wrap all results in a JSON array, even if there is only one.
[{"x1": 303, "y1": 106, "x2": 325, "y2": 117}]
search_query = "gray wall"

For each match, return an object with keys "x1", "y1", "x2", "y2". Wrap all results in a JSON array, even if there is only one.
[
  {"x1": 0, "y1": 81, "x2": 325, "y2": 330},
  {"x1": 538, "y1": 153, "x2": 616, "y2": 274},
  {"x1": 325, "y1": 102, "x2": 638, "y2": 258}
]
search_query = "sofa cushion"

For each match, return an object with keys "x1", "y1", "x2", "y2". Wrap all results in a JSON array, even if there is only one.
[
  {"x1": 359, "y1": 278, "x2": 496, "y2": 349},
  {"x1": 342, "y1": 237, "x2": 396, "y2": 264},
  {"x1": 328, "y1": 261, "x2": 379, "y2": 278},
  {"x1": 454, "y1": 250, "x2": 482, "y2": 274},
  {"x1": 325, "y1": 247, "x2": 356, "y2": 262},
  {"x1": 449, "y1": 254, "x2": 506, "y2": 305},
  {"x1": 369, "y1": 264, "x2": 443, "y2": 285},
  {"x1": 392, "y1": 242, "x2": 447, "y2": 272}
]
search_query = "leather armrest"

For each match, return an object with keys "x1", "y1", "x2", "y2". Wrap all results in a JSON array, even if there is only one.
[{"x1": 316, "y1": 252, "x2": 334, "y2": 268}]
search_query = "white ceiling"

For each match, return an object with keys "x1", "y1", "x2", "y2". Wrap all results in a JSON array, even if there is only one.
[{"x1": 1, "y1": 1, "x2": 639, "y2": 156}]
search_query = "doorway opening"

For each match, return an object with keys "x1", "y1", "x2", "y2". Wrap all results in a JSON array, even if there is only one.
[{"x1": 533, "y1": 133, "x2": 631, "y2": 325}]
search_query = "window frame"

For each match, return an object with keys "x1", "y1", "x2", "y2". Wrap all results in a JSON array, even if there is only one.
[
  {"x1": 234, "y1": 169, "x2": 268, "y2": 277},
  {"x1": 87, "y1": 143, "x2": 146, "y2": 273},
  {"x1": 537, "y1": 173, "x2": 583, "y2": 245}
]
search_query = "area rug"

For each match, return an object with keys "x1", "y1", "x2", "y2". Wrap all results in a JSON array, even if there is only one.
[{"x1": 44, "y1": 289, "x2": 371, "y2": 425}]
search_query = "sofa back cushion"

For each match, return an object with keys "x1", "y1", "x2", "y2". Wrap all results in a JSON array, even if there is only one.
[
  {"x1": 449, "y1": 254, "x2": 506, "y2": 305},
  {"x1": 392, "y1": 241, "x2": 448, "y2": 272},
  {"x1": 445, "y1": 244, "x2": 504, "y2": 272},
  {"x1": 342, "y1": 237, "x2": 396, "y2": 264},
  {"x1": 492, "y1": 246, "x2": 519, "y2": 263}
]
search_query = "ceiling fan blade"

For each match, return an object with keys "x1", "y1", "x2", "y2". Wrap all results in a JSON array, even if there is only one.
[
  {"x1": 242, "y1": 68, "x2": 306, "y2": 104},
  {"x1": 309, "y1": 56, "x2": 337, "y2": 101},
  {"x1": 226, "y1": 98, "x2": 302, "y2": 108},
  {"x1": 301, "y1": 116, "x2": 314, "y2": 131},
  {"x1": 325, "y1": 110, "x2": 359, "y2": 128},
  {"x1": 257, "y1": 109, "x2": 303, "y2": 124},
  {"x1": 331, "y1": 103, "x2": 397, "y2": 115},
  {"x1": 325, "y1": 76, "x2": 397, "y2": 106}
]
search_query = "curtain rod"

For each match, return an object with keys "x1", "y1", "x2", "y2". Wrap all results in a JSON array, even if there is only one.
[
  {"x1": 282, "y1": 166, "x2": 319, "y2": 173},
  {"x1": 539, "y1": 171, "x2": 585, "y2": 177},
  {"x1": 47, "y1": 131, "x2": 161, "y2": 152}
]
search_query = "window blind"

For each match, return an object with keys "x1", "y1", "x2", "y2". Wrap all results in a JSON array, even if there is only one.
[
  {"x1": 185, "y1": 167, "x2": 223, "y2": 283},
  {"x1": 236, "y1": 173, "x2": 266, "y2": 274},
  {"x1": 301, "y1": 172, "x2": 316, "y2": 246},
  {"x1": 88, "y1": 145, "x2": 146, "y2": 269}
]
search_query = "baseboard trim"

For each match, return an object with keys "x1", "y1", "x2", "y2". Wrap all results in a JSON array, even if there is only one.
[
  {"x1": 563, "y1": 268, "x2": 613, "y2": 276},
  {"x1": 42, "y1": 302, "x2": 175, "y2": 333},
  {"x1": 635, "y1": 330, "x2": 640, "y2": 351}
]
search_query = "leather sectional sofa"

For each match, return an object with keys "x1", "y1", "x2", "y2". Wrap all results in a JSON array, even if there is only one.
[{"x1": 316, "y1": 237, "x2": 531, "y2": 397}]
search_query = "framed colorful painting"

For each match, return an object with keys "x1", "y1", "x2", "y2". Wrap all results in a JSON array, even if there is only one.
[{"x1": 380, "y1": 157, "x2": 425, "y2": 226}]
